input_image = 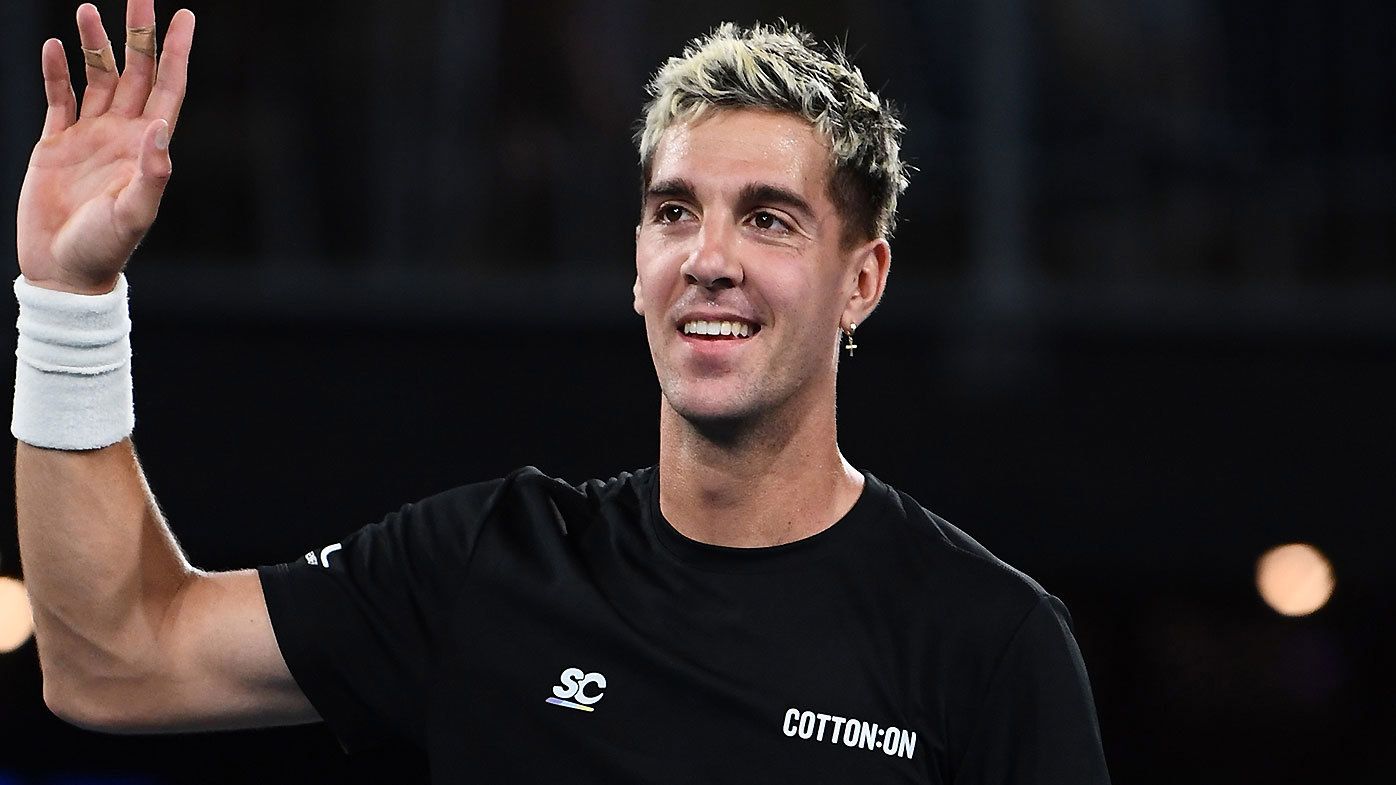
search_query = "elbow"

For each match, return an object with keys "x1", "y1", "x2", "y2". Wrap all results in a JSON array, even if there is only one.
[
  {"x1": 32, "y1": 610, "x2": 172, "y2": 733},
  {"x1": 42, "y1": 673, "x2": 111, "y2": 732},
  {"x1": 31, "y1": 583, "x2": 197, "y2": 734},
  {"x1": 41, "y1": 668, "x2": 156, "y2": 734}
]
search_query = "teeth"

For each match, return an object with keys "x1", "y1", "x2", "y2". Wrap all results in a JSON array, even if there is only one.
[{"x1": 682, "y1": 319, "x2": 755, "y2": 338}]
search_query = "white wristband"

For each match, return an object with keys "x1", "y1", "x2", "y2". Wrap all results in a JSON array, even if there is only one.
[{"x1": 12, "y1": 274, "x2": 134, "y2": 450}]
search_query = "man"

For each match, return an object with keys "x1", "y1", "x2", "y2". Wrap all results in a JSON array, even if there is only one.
[{"x1": 14, "y1": 1, "x2": 1110, "y2": 782}]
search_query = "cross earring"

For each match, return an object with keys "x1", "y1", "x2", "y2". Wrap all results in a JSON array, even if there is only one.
[{"x1": 843, "y1": 323, "x2": 858, "y2": 357}]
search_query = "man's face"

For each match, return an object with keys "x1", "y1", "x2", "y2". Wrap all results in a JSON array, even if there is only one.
[{"x1": 633, "y1": 108, "x2": 884, "y2": 428}]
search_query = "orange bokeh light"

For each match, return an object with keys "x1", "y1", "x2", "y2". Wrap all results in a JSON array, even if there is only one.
[{"x1": 1256, "y1": 543, "x2": 1335, "y2": 617}]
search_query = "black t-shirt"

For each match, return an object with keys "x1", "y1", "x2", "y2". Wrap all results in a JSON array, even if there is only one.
[{"x1": 257, "y1": 467, "x2": 1110, "y2": 784}]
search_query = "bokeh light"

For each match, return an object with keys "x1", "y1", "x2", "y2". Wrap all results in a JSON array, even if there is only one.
[
  {"x1": 1256, "y1": 543, "x2": 1335, "y2": 617},
  {"x1": 0, "y1": 576, "x2": 35, "y2": 653}
]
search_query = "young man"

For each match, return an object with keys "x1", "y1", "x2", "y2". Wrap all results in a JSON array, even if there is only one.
[{"x1": 14, "y1": 2, "x2": 1110, "y2": 782}]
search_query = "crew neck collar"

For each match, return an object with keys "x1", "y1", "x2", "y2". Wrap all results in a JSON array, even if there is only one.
[{"x1": 641, "y1": 465, "x2": 892, "y2": 573}]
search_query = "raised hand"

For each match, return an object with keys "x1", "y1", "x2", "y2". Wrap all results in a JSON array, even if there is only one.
[{"x1": 16, "y1": 1, "x2": 195, "y2": 295}]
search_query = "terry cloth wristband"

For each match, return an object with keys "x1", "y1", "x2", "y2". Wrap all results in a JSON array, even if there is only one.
[{"x1": 12, "y1": 274, "x2": 134, "y2": 450}]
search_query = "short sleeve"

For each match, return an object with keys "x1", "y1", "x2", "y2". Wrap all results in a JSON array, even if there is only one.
[
  {"x1": 953, "y1": 595, "x2": 1112, "y2": 785},
  {"x1": 256, "y1": 478, "x2": 507, "y2": 752}
]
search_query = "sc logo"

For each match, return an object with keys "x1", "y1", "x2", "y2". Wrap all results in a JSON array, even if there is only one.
[{"x1": 547, "y1": 667, "x2": 607, "y2": 711}]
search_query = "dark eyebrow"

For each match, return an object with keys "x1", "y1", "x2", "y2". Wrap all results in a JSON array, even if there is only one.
[
  {"x1": 736, "y1": 182, "x2": 816, "y2": 222},
  {"x1": 644, "y1": 178, "x2": 817, "y2": 224},
  {"x1": 645, "y1": 178, "x2": 699, "y2": 203}
]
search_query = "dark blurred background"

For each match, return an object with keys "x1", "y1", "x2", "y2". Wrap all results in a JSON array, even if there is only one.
[{"x1": 1, "y1": 0, "x2": 1393, "y2": 783}]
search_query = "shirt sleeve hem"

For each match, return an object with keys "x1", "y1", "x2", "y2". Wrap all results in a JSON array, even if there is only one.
[{"x1": 257, "y1": 562, "x2": 373, "y2": 754}]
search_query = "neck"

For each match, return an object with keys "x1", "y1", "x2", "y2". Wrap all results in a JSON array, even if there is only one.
[{"x1": 656, "y1": 383, "x2": 864, "y2": 548}]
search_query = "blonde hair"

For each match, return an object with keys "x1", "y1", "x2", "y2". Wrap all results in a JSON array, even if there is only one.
[{"x1": 636, "y1": 21, "x2": 911, "y2": 245}]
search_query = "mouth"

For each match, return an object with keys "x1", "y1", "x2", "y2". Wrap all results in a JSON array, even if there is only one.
[{"x1": 678, "y1": 319, "x2": 760, "y2": 341}]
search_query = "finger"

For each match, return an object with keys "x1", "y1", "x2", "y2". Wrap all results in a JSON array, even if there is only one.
[
  {"x1": 114, "y1": 119, "x2": 172, "y2": 236},
  {"x1": 110, "y1": 0, "x2": 158, "y2": 117},
  {"x1": 143, "y1": 9, "x2": 195, "y2": 134},
  {"x1": 40, "y1": 39, "x2": 78, "y2": 140},
  {"x1": 76, "y1": 3, "x2": 118, "y2": 118}
]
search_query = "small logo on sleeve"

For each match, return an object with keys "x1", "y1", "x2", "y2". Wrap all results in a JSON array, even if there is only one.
[
  {"x1": 547, "y1": 667, "x2": 607, "y2": 712},
  {"x1": 303, "y1": 543, "x2": 343, "y2": 568}
]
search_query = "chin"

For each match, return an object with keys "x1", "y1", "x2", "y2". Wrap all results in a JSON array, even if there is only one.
[{"x1": 663, "y1": 382, "x2": 766, "y2": 432}]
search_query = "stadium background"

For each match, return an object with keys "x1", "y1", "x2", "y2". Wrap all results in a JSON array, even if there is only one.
[{"x1": 1, "y1": 0, "x2": 1392, "y2": 782}]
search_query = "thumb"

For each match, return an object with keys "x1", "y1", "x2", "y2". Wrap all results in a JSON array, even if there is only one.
[{"x1": 114, "y1": 119, "x2": 173, "y2": 236}]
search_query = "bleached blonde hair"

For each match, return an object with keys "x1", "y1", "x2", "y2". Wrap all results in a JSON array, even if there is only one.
[{"x1": 637, "y1": 21, "x2": 911, "y2": 245}]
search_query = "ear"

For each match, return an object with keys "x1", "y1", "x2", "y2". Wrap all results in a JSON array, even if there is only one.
[
  {"x1": 633, "y1": 225, "x2": 646, "y2": 316},
  {"x1": 840, "y1": 238, "x2": 891, "y2": 330}
]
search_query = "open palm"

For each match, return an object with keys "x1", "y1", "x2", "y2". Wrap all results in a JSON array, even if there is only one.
[{"x1": 17, "y1": 1, "x2": 195, "y2": 295}]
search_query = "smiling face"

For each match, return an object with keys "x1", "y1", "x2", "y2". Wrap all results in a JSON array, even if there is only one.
[{"x1": 633, "y1": 108, "x2": 890, "y2": 431}]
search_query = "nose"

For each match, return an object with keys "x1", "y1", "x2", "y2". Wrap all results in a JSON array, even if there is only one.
[{"x1": 680, "y1": 220, "x2": 743, "y2": 291}]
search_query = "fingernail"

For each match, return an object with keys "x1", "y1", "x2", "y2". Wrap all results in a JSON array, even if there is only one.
[{"x1": 155, "y1": 123, "x2": 170, "y2": 150}]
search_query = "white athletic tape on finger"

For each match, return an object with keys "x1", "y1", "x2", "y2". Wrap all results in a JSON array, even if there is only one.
[{"x1": 12, "y1": 274, "x2": 134, "y2": 450}]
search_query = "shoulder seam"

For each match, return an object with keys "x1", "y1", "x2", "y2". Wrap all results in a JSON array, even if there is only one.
[
  {"x1": 439, "y1": 470, "x2": 534, "y2": 626},
  {"x1": 896, "y1": 491, "x2": 1049, "y2": 599},
  {"x1": 954, "y1": 594, "x2": 1059, "y2": 770}
]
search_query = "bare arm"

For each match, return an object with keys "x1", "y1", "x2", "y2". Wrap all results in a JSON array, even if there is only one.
[
  {"x1": 14, "y1": 1, "x2": 316, "y2": 732},
  {"x1": 17, "y1": 441, "x2": 315, "y2": 731}
]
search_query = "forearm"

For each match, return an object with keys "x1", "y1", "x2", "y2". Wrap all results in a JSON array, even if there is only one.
[{"x1": 15, "y1": 438, "x2": 197, "y2": 708}]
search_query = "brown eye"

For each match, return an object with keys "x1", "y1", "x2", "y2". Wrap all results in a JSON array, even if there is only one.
[
  {"x1": 751, "y1": 211, "x2": 788, "y2": 232},
  {"x1": 658, "y1": 204, "x2": 688, "y2": 223}
]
